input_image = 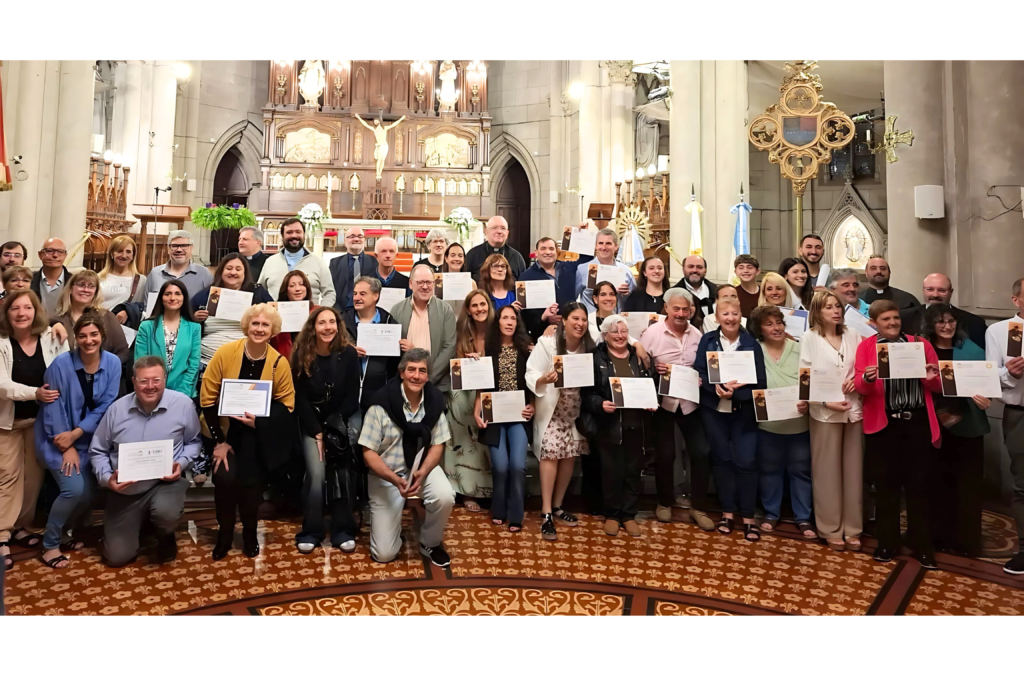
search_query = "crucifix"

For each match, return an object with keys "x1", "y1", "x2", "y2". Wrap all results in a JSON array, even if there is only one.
[
  {"x1": 872, "y1": 115, "x2": 914, "y2": 163},
  {"x1": 748, "y1": 61, "x2": 855, "y2": 248}
]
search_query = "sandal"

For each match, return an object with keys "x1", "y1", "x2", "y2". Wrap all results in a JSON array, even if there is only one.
[
  {"x1": 716, "y1": 518, "x2": 734, "y2": 535},
  {"x1": 845, "y1": 537, "x2": 862, "y2": 552},
  {"x1": 552, "y1": 507, "x2": 578, "y2": 527},
  {"x1": 0, "y1": 543, "x2": 12, "y2": 571},
  {"x1": 61, "y1": 538, "x2": 86, "y2": 552},
  {"x1": 42, "y1": 553, "x2": 70, "y2": 569},
  {"x1": 744, "y1": 524, "x2": 761, "y2": 542},
  {"x1": 464, "y1": 500, "x2": 483, "y2": 513},
  {"x1": 827, "y1": 539, "x2": 845, "y2": 552},
  {"x1": 11, "y1": 529, "x2": 42, "y2": 548},
  {"x1": 508, "y1": 523, "x2": 522, "y2": 533},
  {"x1": 759, "y1": 519, "x2": 779, "y2": 533},
  {"x1": 796, "y1": 522, "x2": 817, "y2": 539},
  {"x1": 491, "y1": 518, "x2": 505, "y2": 526}
]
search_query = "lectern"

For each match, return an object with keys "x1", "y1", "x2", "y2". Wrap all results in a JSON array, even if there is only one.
[{"x1": 130, "y1": 204, "x2": 193, "y2": 274}]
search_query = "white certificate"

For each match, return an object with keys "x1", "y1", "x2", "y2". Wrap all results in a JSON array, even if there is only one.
[
  {"x1": 595, "y1": 264, "x2": 626, "y2": 288},
  {"x1": 437, "y1": 273, "x2": 474, "y2": 302},
  {"x1": 116, "y1": 439, "x2": 174, "y2": 483},
  {"x1": 516, "y1": 280, "x2": 557, "y2": 310},
  {"x1": 939, "y1": 360, "x2": 1002, "y2": 399},
  {"x1": 753, "y1": 386, "x2": 802, "y2": 422},
  {"x1": 554, "y1": 353, "x2": 594, "y2": 389},
  {"x1": 658, "y1": 364, "x2": 700, "y2": 404},
  {"x1": 611, "y1": 376, "x2": 658, "y2": 409},
  {"x1": 623, "y1": 312, "x2": 664, "y2": 340},
  {"x1": 844, "y1": 306, "x2": 876, "y2": 338},
  {"x1": 450, "y1": 357, "x2": 495, "y2": 391},
  {"x1": 481, "y1": 390, "x2": 527, "y2": 424},
  {"x1": 145, "y1": 292, "x2": 158, "y2": 317},
  {"x1": 568, "y1": 227, "x2": 597, "y2": 256},
  {"x1": 781, "y1": 308, "x2": 808, "y2": 340},
  {"x1": 277, "y1": 301, "x2": 309, "y2": 333},
  {"x1": 358, "y1": 323, "x2": 401, "y2": 356},
  {"x1": 878, "y1": 341, "x2": 927, "y2": 380},
  {"x1": 707, "y1": 350, "x2": 758, "y2": 385},
  {"x1": 377, "y1": 287, "x2": 407, "y2": 313},
  {"x1": 218, "y1": 379, "x2": 273, "y2": 417},
  {"x1": 121, "y1": 325, "x2": 138, "y2": 347},
  {"x1": 800, "y1": 366, "x2": 845, "y2": 402},
  {"x1": 207, "y1": 288, "x2": 253, "y2": 322}
]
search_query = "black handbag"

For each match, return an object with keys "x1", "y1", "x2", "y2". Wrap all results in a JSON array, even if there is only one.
[{"x1": 322, "y1": 412, "x2": 368, "y2": 508}]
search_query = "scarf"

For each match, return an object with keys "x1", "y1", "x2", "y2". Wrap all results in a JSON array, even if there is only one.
[{"x1": 369, "y1": 377, "x2": 444, "y2": 471}]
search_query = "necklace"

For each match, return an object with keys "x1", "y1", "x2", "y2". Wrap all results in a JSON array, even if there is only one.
[{"x1": 244, "y1": 342, "x2": 268, "y2": 362}]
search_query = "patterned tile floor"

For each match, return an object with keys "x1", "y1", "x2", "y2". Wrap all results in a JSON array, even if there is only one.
[{"x1": 3, "y1": 506, "x2": 1022, "y2": 616}]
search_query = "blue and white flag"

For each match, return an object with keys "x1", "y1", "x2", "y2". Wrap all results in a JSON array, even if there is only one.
[{"x1": 729, "y1": 201, "x2": 752, "y2": 285}]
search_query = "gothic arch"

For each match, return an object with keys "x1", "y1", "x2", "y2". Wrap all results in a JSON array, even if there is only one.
[
  {"x1": 486, "y1": 131, "x2": 542, "y2": 241},
  {"x1": 817, "y1": 182, "x2": 887, "y2": 270},
  {"x1": 198, "y1": 120, "x2": 264, "y2": 257}
]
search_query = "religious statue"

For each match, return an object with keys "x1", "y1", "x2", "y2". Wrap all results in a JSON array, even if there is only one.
[
  {"x1": 437, "y1": 60, "x2": 458, "y2": 109},
  {"x1": 355, "y1": 113, "x2": 406, "y2": 182},
  {"x1": 298, "y1": 59, "x2": 326, "y2": 109},
  {"x1": 844, "y1": 223, "x2": 868, "y2": 263}
]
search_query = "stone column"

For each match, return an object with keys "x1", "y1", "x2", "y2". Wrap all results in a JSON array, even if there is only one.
[
  {"x1": 7, "y1": 61, "x2": 48, "y2": 247},
  {"x1": 549, "y1": 63, "x2": 567, "y2": 233},
  {"x1": 50, "y1": 61, "x2": 95, "y2": 267},
  {"x1": 599, "y1": 65, "x2": 611, "y2": 198},
  {"x1": 145, "y1": 61, "x2": 178, "y2": 235},
  {"x1": 883, "y1": 61, "x2": 948, "y2": 297},
  {"x1": 669, "y1": 61, "x2": 700, "y2": 281},
  {"x1": 116, "y1": 60, "x2": 144, "y2": 204},
  {"x1": 606, "y1": 60, "x2": 634, "y2": 187},
  {"x1": 577, "y1": 60, "x2": 603, "y2": 216}
]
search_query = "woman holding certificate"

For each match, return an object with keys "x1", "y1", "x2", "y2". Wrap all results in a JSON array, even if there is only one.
[
  {"x1": 270, "y1": 270, "x2": 316, "y2": 358},
  {"x1": 479, "y1": 254, "x2": 520, "y2": 311},
  {"x1": 580, "y1": 314, "x2": 653, "y2": 537},
  {"x1": 201, "y1": 304, "x2": 295, "y2": 560},
  {"x1": 443, "y1": 289, "x2": 493, "y2": 513},
  {"x1": 694, "y1": 297, "x2": 767, "y2": 541},
  {"x1": 191, "y1": 254, "x2": 273, "y2": 365},
  {"x1": 799, "y1": 290, "x2": 864, "y2": 552},
  {"x1": 35, "y1": 315, "x2": 120, "y2": 568},
  {"x1": 134, "y1": 280, "x2": 201, "y2": 398},
  {"x1": 623, "y1": 257, "x2": 668, "y2": 314},
  {"x1": 748, "y1": 306, "x2": 815, "y2": 539},
  {"x1": 922, "y1": 303, "x2": 990, "y2": 556},
  {"x1": 473, "y1": 306, "x2": 534, "y2": 532},
  {"x1": 0, "y1": 290, "x2": 65, "y2": 571},
  {"x1": 51, "y1": 270, "x2": 131, "y2": 369},
  {"x1": 291, "y1": 306, "x2": 362, "y2": 554},
  {"x1": 527, "y1": 302, "x2": 595, "y2": 541},
  {"x1": 854, "y1": 299, "x2": 942, "y2": 569}
]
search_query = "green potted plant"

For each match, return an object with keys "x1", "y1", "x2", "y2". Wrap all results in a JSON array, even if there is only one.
[{"x1": 191, "y1": 203, "x2": 258, "y2": 231}]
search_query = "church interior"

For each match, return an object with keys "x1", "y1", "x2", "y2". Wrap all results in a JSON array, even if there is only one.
[{"x1": 2, "y1": 22, "x2": 1024, "y2": 640}]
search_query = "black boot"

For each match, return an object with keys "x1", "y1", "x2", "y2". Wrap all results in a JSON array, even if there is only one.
[{"x1": 212, "y1": 530, "x2": 233, "y2": 561}]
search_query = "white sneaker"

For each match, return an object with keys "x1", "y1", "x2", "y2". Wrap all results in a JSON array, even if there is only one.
[
  {"x1": 339, "y1": 540, "x2": 356, "y2": 553},
  {"x1": 297, "y1": 542, "x2": 315, "y2": 554}
]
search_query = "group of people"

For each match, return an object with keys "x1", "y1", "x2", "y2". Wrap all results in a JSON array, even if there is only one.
[{"x1": 1, "y1": 219, "x2": 1023, "y2": 581}]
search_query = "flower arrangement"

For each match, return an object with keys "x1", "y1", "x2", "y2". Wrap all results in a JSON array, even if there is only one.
[
  {"x1": 297, "y1": 203, "x2": 325, "y2": 233},
  {"x1": 443, "y1": 206, "x2": 481, "y2": 244},
  {"x1": 190, "y1": 203, "x2": 258, "y2": 231}
]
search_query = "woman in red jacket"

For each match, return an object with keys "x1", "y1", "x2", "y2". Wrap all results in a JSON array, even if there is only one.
[{"x1": 854, "y1": 299, "x2": 942, "y2": 570}]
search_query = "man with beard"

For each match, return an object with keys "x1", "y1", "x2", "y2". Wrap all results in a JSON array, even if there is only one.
[
  {"x1": 672, "y1": 255, "x2": 718, "y2": 328},
  {"x1": 799, "y1": 234, "x2": 831, "y2": 290},
  {"x1": 258, "y1": 217, "x2": 336, "y2": 307},
  {"x1": 465, "y1": 216, "x2": 528, "y2": 281},
  {"x1": 859, "y1": 255, "x2": 921, "y2": 312},
  {"x1": 899, "y1": 273, "x2": 986, "y2": 348},
  {"x1": 329, "y1": 225, "x2": 379, "y2": 311}
]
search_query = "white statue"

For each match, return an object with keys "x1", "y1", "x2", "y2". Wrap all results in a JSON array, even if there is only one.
[
  {"x1": 355, "y1": 113, "x2": 406, "y2": 182},
  {"x1": 298, "y1": 59, "x2": 326, "y2": 108},
  {"x1": 437, "y1": 60, "x2": 458, "y2": 109}
]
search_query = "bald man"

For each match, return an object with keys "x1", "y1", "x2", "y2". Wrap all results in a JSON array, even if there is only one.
[
  {"x1": 30, "y1": 237, "x2": 73, "y2": 317},
  {"x1": 464, "y1": 215, "x2": 528, "y2": 282},
  {"x1": 899, "y1": 272, "x2": 987, "y2": 347},
  {"x1": 371, "y1": 236, "x2": 411, "y2": 295},
  {"x1": 329, "y1": 225, "x2": 379, "y2": 310}
]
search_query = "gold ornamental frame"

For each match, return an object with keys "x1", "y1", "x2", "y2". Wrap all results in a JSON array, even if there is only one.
[{"x1": 748, "y1": 61, "x2": 855, "y2": 247}]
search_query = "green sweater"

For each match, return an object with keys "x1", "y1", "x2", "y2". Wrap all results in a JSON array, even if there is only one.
[{"x1": 758, "y1": 340, "x2": 810, "y2": 435}]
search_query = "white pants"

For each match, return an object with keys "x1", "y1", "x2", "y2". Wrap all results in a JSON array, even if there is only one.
[{"x1": 367, "y1": 465, "x2": 455, "y2": 563}]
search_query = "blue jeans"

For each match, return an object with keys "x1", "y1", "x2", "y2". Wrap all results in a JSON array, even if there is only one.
[
  {"x1": 757, "y1": 430, "x2": 813, "y2": 522},
  {"x1": 488, "y1": 423, "x2": 528, "y2": 525},
  {"x1": 701, "y1": 405, "x2": 758, "y2": 519},
  {"x1": 43, "y1": 467, "x2": 96, "y2": 551}
]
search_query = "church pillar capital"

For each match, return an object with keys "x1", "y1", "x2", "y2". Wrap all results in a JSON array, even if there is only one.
[{"x1": 603, "y1": 60, "x2": 635, "y2": 85}]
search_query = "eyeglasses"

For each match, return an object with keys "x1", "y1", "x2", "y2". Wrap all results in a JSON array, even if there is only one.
[
  {"x1": 134, "y1": 378, "x2": 165, "y2": 387},
  {"x1": 1, "y1": 252, "x2": 23, "y2": 260},
  {"x1": 490, "y1": 264, "x2": 508, "y2": 270},
  {"x1": 934, "y1": 318, "x2": 957, "y2": 327},
  {"x1": 73, "y1": 282, "x2": 97, "y2": 290},
  {"x1": 345, "y1": 234, "x2": 365, "y2": 240},
  {"x1": 607, "y1": 329, "x2": 629, "y2": 336},
  {"x1": 168, "y1": 243, "x2": 192, "y2": 250},
  {"x1": 413, "y1": 280, "x2": 434, "y2": 287},
  {"x1": 41, "y1": 248, "x2": 66, "y2": 256}
]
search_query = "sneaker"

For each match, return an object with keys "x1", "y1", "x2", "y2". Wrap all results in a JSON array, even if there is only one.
[
  {"x1": 914, "y1": 552, "x2": 938, "y2": 570},
  {"x1": 623, "y1": 520, "x2": 641, "y2": 537},
  {"x1": 689, "y1": 509, "x2": 715, "y2": 531},
  {"x1": 420, "y1": 543, "x2": 451, "y2": 568},
  {"x1": 1003, "y1": 551, "x2": 1024, "y2": 575},
  {"x1": 540, "y1": 513, "x2": 558, "y2": 541},
  {"x1": 655, "y1": 506, "x2": 673, "y2": 523},
  {"x1": 674, "y1": 495, "x2": 692, "y2": 508},
  {"x1": 873, "y1": 547, "x2": 895, "y2": 563},
  {"x1": 339, "y1": 540, "x2": 356, "y2": 553}
]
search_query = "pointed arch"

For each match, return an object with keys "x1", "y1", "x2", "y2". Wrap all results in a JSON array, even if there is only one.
[
  {"x1": 818, "y1": 183, "x2": 887, "y2": 269},
  {"x1": 201, "y1": 120, "x2": 264, "y2": 209},
  {"x1": 486, "y1": 131, "x2": 543, "y2": 243}
]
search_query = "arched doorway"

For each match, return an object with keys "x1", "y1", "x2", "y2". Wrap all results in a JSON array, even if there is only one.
[
  {"x1": 210, "y1": 147, "x2": 249, "y2": 264},
  {"x1": 495, "y1": 158, "x2": 532, "y2": 255}
]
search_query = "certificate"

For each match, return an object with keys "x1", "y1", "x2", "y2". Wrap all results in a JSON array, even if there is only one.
[
  {"x1": 844, "y1": 306, "x2": 877, "y2": 338},
  {"x1": 568, "y1": 227, "x2": 597, "y2": 256},
  {"x1": 878, "y1": 341, "x2": 927, "y2": 379},
  {"x1": 145, "y1": 292, "x2": 159, "y2": 317},
  {"x1": 781, "y1": 308, "x2": 809, "y2": 340},
  {"x1": 116, "y1": 439, "x2": 174, "y2": 482},
  {"x1": 377, "y1": 287, "x2": 407, "y2": 313},
  {"x1": 481, "y1": 390, "x2": 527, "y2": 424},
  {"x1": 623, "y1": 312, "x2": 664, "y2": 340},
  {"x1": 611, "y1": 376, "x2": 658, "y2": 409},
  {"x1": 218, "y1": 379, "x2": 273, "y2": 417},
  {"x1": 938, "y1": 360, "x2": 1002, "y2": 398},
  {"x1": 1009, "y1": 319, "x2": 1023, "y2": 358},
  {"x1": 554, "y1": 354, "x2": 594, "y2": 389},
  {"x1": 436, "y1": 273, "x2": 474, "y2": 302},
  {"x1": 207, "y1": 288, "x2": 253, "y2": 322},
  {"x1": 800, "y1": 366, "x2": 845, "y2": 402},
  {"x1": 658, "y1": 364, "x2": 700, "y2": 404},
  {"x1": 121, "y1": 325, "x2": 138, "y2": 347},
  {"x1": 450, "y1": 357, "x2": 494, "y2": 391},
  {"x1": 277, "y1": 301, "x2": 309, "y2": 333},
  {"x1": 586, "y1": 264, "x2": 626, "y2": 290},
  {"x1": 706, "y1": 350, "x2": 758, "y2": 385},
  {"x1": 358, "y1": 323, "x2": 401, "y2": 357},
  {"x1": 515, "y1": 280, "x2": 556, "y2": 309},
  {"x1": 753, "y1": 386, "x2": 802, "y2": 422}
]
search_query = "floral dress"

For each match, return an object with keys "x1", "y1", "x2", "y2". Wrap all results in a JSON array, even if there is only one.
[
  {"x1": 539, "y1": 388, "x2": 589, "y2": 461},
  {"x1": 164, "y1": 322, "x2": 179, "y2": 369}
]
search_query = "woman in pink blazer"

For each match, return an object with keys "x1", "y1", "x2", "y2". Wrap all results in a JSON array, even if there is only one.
[{"x1": 854, "y1": 299, "x2": 942, "y2": 570}]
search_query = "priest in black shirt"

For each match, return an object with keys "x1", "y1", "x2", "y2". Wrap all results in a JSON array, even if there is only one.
[{"x1": 465, "y1": 216, "x2": 528, "y2": 282}]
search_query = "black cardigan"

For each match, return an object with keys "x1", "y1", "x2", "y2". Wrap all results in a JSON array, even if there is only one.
[
  {"x1": 342, "y1": 307, "x2": 400, "y2": 411},
  {"x1": 580, "y1": 342, "x2": 652, "y2": 446},
  {"x1": 293, "y1": 346, "x2": 362, "y2": 437},
  {"x1": 478, "y1": 344, "x2": 534, "y2": 447}
]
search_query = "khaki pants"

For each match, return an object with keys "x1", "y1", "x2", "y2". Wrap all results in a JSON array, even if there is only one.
[
  {"x1": 809, "y1": 418, "x2": 863, "y2": 540},
  {"x1": 0, "y1": 420, "x2": 44, "y2": 542}
]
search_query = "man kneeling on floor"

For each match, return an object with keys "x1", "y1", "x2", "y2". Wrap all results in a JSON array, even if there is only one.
[
  {"x1": 358, "y1": 348, "x2": 455, "y2": 567},
  {"x1": 89, "y1": 356, "x2": 202, "y2": 567}
]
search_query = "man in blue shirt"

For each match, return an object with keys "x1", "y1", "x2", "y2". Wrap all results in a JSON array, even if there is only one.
[
  {"x1": 517, "y1": 231, "x2": 593, "y2": 339},
  {"x1": 575, "y1": 228, "x2": 636, "y2": 313}
]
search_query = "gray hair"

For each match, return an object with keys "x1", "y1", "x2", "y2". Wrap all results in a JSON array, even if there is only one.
[
  {"x1": 664, "y1": 287, "x2": 694, "y2": 306},
  {"x1": 355, "y1": 275, "x2": 382, "y2": 295},
  {"x1": 132, "y1": 355, "x2": 167, "y2": 377},
  {"x1": 425, "y1": 228, "x2": 448, "y2": 245},
  {"x1": 597, "y1": 228, "x2": 619, "y2": 247},
  {"x1": 375, "y1": 236, "x2": 398, "y2": 253},
  {"x1": 239, "y1": 226, "x2": 263, "y2": 243},
  {"x1": 829, "y1": 268, "x2": 860, "y2": 288},
  {"x1": 167, "y1": 229, "x2": 193, "y2": 244},
  {"x1": 399, "y1": 348, "x2": 432, "y2": 375},
  {"x1": 598, "y1": 313, "x2": 629, "y2": 336}
]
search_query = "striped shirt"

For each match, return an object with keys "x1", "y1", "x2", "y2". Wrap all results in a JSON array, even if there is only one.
[
  {"x1": 358, "y1": 389, "x2": 451, "y2": 475},
  {"x1": 878, "y1": 334, "x2": 925, "y2": 412}
]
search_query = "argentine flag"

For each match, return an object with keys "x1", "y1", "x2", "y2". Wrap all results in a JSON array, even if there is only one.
[{"x1": 729, "y1": 201, "x2": 752, "y2": 285}]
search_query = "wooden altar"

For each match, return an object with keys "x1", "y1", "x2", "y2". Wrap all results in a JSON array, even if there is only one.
[{"x1": 256, "y1": 60, "x2": 492, "y2": 226}]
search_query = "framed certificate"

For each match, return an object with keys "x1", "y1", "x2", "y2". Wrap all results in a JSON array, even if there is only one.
[
  {"x1": 277, "y1": 301, "x2": 310, "y2": 333},
  {"x1": 116, "y1": 439, "x2": 174, "y2": 482},
  {"x1": 753, "y1": 386, "x2": 802, "y2": 422},
  {"x1": 878, "y1": 342, "x2": 926, "y2": 380},
  {"x1": 1009, "y1": 319, "x2": 1023, "y2": 358},
  {"x1": 554, "y1": 354, "x2": 594, "y2": 389},
  {"x1": 658, "y1": 364, "x2": 700, "y2": 403},
  {"x1": 938, "y1": 360, "x2": 1002, "y2": 398},
  {"x1": 145, "y1": 292, "x2": 159, "y2": 317},
  {"x1": 450, "y1": 357, "x2": 494, "y2": 391},
  {"x1": 358, "y1": 323, "x2": 402, "y2": 357},
  {"x1": 481, "y1": 390, "x2": 527, "y2": 424},
  {"x1": 515, "y1": 280, "x2": 557, "y2": 309},
  {"x1": 207, "y1": 288, "x2": 253, "y2": 322},
  {"x1": 218, "y1": 379, "x2": 273, "y2": 417}
]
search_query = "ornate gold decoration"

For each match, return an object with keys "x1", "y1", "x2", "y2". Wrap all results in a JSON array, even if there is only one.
[
  {"x1": 613, "y1": 203, "x2": 652, "y2": 249},
  {"x1": 297, "y1": 59, "x2": 326, "y2": 110},
  {"x1": 395, "y1": 130, "x2": 404, "y2": 165},
  {"x1": 415, "y1": 81, "x2": 425, "y2": 109},
  {"x1": 333, "y1": 76, "x2": 345, "y2": 104},
  {"x1": 283, "y1": 128, "x2": 332, "y2": 164},
  {"x1": 871, "y1": 115, "x2": 914, "y2": 163},
  {"x1": 354, "y1": 130, "x2": 363, "y2": 165},
  {"x1": 275, "y1": 73, "x2": 287, "y2": 104},
  {"x1": 424, "y1": 133, "x2": 470, "y2": 168}
]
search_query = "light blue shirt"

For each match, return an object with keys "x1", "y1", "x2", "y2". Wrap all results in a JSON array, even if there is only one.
[
  {"x1": 360, "y1": 309, "x2": 382, "y2": 376},
  {"x1": 283, "y1": 248, "x2": 305, "y2": 272},
  {"x1": 574, "y1": 260, "x2": 637, "y2": 314}
]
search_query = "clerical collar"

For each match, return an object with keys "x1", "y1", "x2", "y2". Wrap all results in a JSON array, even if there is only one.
[{"x1": 686, "y1": 281, "x2": 709, "y2": 300}]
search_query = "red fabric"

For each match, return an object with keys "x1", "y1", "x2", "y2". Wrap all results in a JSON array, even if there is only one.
[
  {"x1": 853, "y1": 334, "x2": 942, "y2": 446},
  {"x1": 0, "y1": 66, "x2": 11, "y2": 189},
  {"x1": 268, "y1": 302, "x2": 318, "y2": 358}
]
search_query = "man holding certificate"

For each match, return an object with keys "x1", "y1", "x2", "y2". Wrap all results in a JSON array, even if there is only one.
[
  {"x1": 855, "y1": 299, "x2": 942, "y2": 569},
  {"x1": 575, "y1": 229, "x2": 636, "y2": 314},
  {"x1": 89, "y1": 356, "x2": 202, "y2": 567},
  {"x1": 390, "y1": 266, "x2": 457, "y2": 392}
]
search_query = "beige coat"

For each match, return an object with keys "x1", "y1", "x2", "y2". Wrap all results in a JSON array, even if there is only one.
[{"x1": 0, "y1": 329, "x2": 68, "y2": 430}]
